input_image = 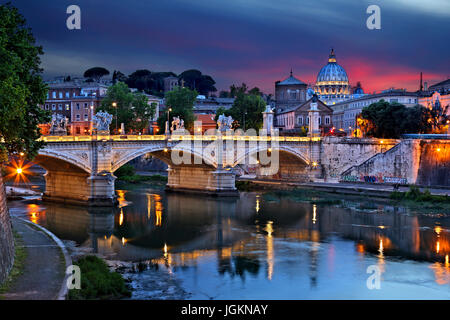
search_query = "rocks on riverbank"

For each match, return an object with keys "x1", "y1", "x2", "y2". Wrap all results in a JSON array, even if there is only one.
[{"x1": 63, "y1": 240, "x2": 189, "y2": 300}]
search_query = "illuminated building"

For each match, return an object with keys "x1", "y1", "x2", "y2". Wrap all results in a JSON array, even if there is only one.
[{"x1": 314, "y1": 49, "x2": 351, "y2": 105}]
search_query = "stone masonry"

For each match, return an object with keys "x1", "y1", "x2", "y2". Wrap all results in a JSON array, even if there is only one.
[{"x1": 0, "y1": 175, "x2": 14, "y2": 285}]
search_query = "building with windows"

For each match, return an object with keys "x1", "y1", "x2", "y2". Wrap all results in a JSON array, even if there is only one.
[
  {"x1": 163, "y1": 76, "x2": 179, "y2": 93},
  {"x1": 331, "y1": 89, "x2": 419, "y2": 135},
  {"x1": 40, "y1": 79, "x2": 163, "y2": 135},
  {"x1": 428, "y1": 78, "x2": 450, "y2": 93},
  {"x1": 274, "y1": 70, "x2": 308, "y2": 114},
  {"x1": 275, "y1": 95, "x2": 333, "y2": 135}
]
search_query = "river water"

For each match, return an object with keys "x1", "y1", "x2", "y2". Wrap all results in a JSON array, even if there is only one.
[{"x1": 6, "y1": 180, "x2": 450, "y2": 300}]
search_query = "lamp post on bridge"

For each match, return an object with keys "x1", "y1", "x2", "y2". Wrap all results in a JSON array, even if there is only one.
[
  {"x1": 112, "y1": 102, "x2": 118, "y2": 134},
  {"x1": 165, "y1": 107, "x2": 172, "y2": 136}
]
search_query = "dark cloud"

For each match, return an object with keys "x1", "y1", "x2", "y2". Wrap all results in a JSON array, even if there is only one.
[{"x1": 11, "y1": 0, "x2": 450, "y2": 93}]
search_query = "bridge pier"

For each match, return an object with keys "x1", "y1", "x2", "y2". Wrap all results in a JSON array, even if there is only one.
[
  {"x1": 87, "y1": 173, "x2": 117, "y2": 206},
  {"x1": 43, "y1": 171, "x2": 117, "y2": 206},
  {"x1": 166, "y1": 165, "x2": 238, "y2": 196}
]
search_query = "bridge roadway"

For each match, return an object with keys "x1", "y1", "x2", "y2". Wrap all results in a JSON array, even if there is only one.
[{"x1": 30, "y1": 134, "x2": 399, "y2": 206}]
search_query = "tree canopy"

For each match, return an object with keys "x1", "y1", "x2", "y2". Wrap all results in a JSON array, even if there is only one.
[
  {"x1": 215, "y1": 83, "x2": 266, "y2": 131},
  {"x1": 178, "y1": 69, "x2": 217, "y2": 96},
  {"x1": 359, "y1": 100, "x2": 446, "y2": 138},
  {"x1": 98, "y1": 82, "x2": 156, "y2": 134},
  {"x1": 0, "y1": 3, "x2": 49, "y2": 162},
  {"x1": 83, "y1": 67, "x2": 110, "y2": 81},
  {"x1": 157, "y1": 87, "x2": 197, "y2": 133}
]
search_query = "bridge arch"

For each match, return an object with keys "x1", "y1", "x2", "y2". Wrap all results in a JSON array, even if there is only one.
[
  {"x1": 233, "y1": 145, "x2": 311, "y2": 167},
  {"x1": 111, "y1": 145, "x2": 215, "y2": 173},
  {"x1": 35, "y1": 149, "x2": 91, "y2": 173}
]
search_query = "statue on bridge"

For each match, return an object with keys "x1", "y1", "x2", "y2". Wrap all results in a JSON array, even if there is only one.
[
  {"x1": 49, "y1": 114, "x2": 68, "y2": 136},
  {"x1": 92, "y1": 111, "x2": 113, "y2": 135},
  {"x1": 171, "y1": 116, "x2": 185, "y2": 133},
  {"x1": 217, "y1": 114, "x2": 233, "y2": 132}
]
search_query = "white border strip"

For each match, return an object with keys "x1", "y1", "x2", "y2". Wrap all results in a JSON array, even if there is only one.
[{"x1": 17, "y1": 217, "x2": 72, "y2": 300}]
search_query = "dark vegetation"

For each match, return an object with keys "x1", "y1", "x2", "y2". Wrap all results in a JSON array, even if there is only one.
[
  {"x1": 115, "y1": 164, "x2": 167, "y2": 184},
  {"x1": 390, "y1": 185, "x2": 450, "y2": 203},
  {"x1": 68, "y1": 256, "x2": 131, "y2": 300}
]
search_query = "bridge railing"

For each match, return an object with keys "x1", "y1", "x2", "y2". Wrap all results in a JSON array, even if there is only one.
[{"x1": 38, "y1": 135, "x2": 322, "y2": 142}]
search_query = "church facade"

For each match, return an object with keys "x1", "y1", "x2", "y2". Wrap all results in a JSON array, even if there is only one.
[{"x1": 275, "y1": 95, "x2": 334, "y2": 135}]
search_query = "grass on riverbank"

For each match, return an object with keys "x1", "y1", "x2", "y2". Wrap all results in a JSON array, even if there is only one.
[
  {"x1": 0, "y1": 231, "x2": 27, "y2": 297},
  {"x1": 118, "y1": 174, "x2": 167, "y2": 184},
  {"x1": 390, "y1": 186, "x2": 450, "y2": 203},
  {"x1": 68, "y1": 255, "x2": 131, "y2": 300},
  {"x1": 263, "y1": 188, "x2": 343, "y2": 205},
  {"x1": 115, "y1": 164, "x2": 167, "y2": 184}
]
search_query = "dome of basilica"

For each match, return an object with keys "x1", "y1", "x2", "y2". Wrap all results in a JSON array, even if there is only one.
[
  {"x1": 317, "y1": 61, "x2": 348, "y2": 83},
  {"x1": 314, "y1": 49, "x2": 351, "y2": 105}
]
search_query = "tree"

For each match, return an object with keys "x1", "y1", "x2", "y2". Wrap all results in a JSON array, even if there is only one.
[
  {"x1": 178, "y1": 69, "x2": 217, "y2": 96},
  {"x1": 83, "y1": 67, "x2": 110, "y2": 82},
  {"x1": 126, "y1": 70, "x2": 176, "y2": 96},
  {"x1": 157, "y1": 87, "x2": 197, "y2": 133},
  {"x1": 0, "y1": 4, "x2": 49, "y2": 283},
  {"x1": 0, "y1": 3, "x2": 50, "y2": 162},
  {"x1": 222, "y1": 84, "x2": 266, "y2": 130},
  {"x1": 132, "y1": 93, "x2": 157, "y2": 133},
  {"x1": 359, "y1": 100, "x2": 438, "y2": 138},
  {"x1": 112, "y1": 70, "x2": 127, "y2": 84},
  {"x1": 229, "y1": 83, "x2": 248, "y2": 98},
  {"x1": 98, "y1": 82, "x2": 156, "y2": 134}
]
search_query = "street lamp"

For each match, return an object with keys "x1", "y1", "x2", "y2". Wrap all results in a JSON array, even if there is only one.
[
  {"x1": 166, "y1": 107, "x2": 172, "y2": 134},
  {"x1": 112, "y1": 102, "x2": 118, "y2": 134}
]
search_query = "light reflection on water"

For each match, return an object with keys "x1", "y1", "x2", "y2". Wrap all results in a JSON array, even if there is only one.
[{"x1": 7, "y1": 187, "x2": 450, "y2": 299}]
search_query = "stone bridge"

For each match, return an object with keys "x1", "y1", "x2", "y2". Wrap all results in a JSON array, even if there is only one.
[
  {"x1": 33, "y1": 134, "x2": 328, "y2": 206},
  {"x1": 24, "y1": 134, "x2": 415, "y2": 206}
]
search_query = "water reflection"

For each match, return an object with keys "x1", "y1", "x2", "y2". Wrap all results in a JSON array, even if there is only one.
[{"x1": 8, "y1": 187, "x2": 450, "y2": 298}]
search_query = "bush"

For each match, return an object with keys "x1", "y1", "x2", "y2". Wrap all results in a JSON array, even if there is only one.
[
  {"x1": 390, "y1": 186, "x2": 450, "y2": 203},
  {"x1": 68, "y1": 256, "x2": 131, "y2": 300},
  {"x1": 115, "y1": 164, "x2": 135, "y2": 177}
]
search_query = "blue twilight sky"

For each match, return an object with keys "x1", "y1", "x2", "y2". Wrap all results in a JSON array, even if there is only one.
[{"x1": 8, "y1": 0, "x2": 450, "y2": 93}]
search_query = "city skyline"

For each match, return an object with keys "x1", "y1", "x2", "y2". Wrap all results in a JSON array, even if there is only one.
[{"x1": 12, "y1": 0, "x2": 450, "y2": 94}]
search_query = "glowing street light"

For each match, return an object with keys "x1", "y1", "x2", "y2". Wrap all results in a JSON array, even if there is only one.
[
  {"x1": 112, "y1": 102, "x2": 118, "y2": 134},
  {"x1": 16, "y1": 168, "x2": 23, "y2": 174}
]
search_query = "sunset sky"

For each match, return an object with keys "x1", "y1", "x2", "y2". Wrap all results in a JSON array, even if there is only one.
[{"x1": 11, "y1": 0, "x2": 450, "y2": 94}]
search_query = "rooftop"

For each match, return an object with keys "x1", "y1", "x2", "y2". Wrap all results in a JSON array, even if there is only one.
[{"x1": 277, "y1": 70, "x2": 306, "y2": 86}]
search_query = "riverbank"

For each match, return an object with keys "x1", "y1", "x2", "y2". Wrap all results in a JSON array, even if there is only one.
[
  {"x1": 237, "y1": 178, "x2": 450, "y2": 198},
  {"x1": 0, "y1": 218, "x2": 68, "y2": 300}
]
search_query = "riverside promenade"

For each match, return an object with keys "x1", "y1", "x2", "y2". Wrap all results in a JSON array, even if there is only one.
[{"x1": 1, "y1": 218, "x2": 69, "y2": 300}]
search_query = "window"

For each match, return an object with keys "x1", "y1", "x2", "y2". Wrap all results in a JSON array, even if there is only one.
[
  {"x1": 306, "y1": 116, "x2": 309, "y2": 125},
  {"x1": 76, "y1": 103, "x2": 80, "y2": 110},
  {"x1": 66, "y1": 92, "x2": 70, "y2": 98},
  {"x1": 290, "y1": 92, "x2": 297, "y2": 100},
  {"x1": 84, "y1": 114, "x2": 88, "y2": 121},
  {"x1": 325, "y1": 116, "x2": 330, "y2": 125},
  {"x1": 297, "y1": 116, "x2": 303, "y2": 125},
  {"x1": 45, "y1": 104, "x2": 49, "y2": 110},
  {"x1": 58, "y1": 104, "x2": 62, "y2": 110},
  {"x1": 73, "y1": 92, "x2": 76, "y2": 97},
  {"x1": 84, "y1": 103, "x2": 88, "y2": 109},
  {"x1": 52, "y1": 104, "x2": 56, "y2": 110},
  {"x1": 76, "y1": 127, "x2": 81, "y2": 134},
  {"x1": 59, "y1": 92, "x2": 63, "y2": 99},
  {"x1": 52, "y1": 92, "x2": 56, "y2": 98},
  {"x1": 318, "y1": 117, "x2": 321, "y2": 125},
  {"x1": 65, "y1": 104, "x2": 70, "y2": 111},
  {"x1": 76, "y1": 114, "x2": 80, "y2": 121}
]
